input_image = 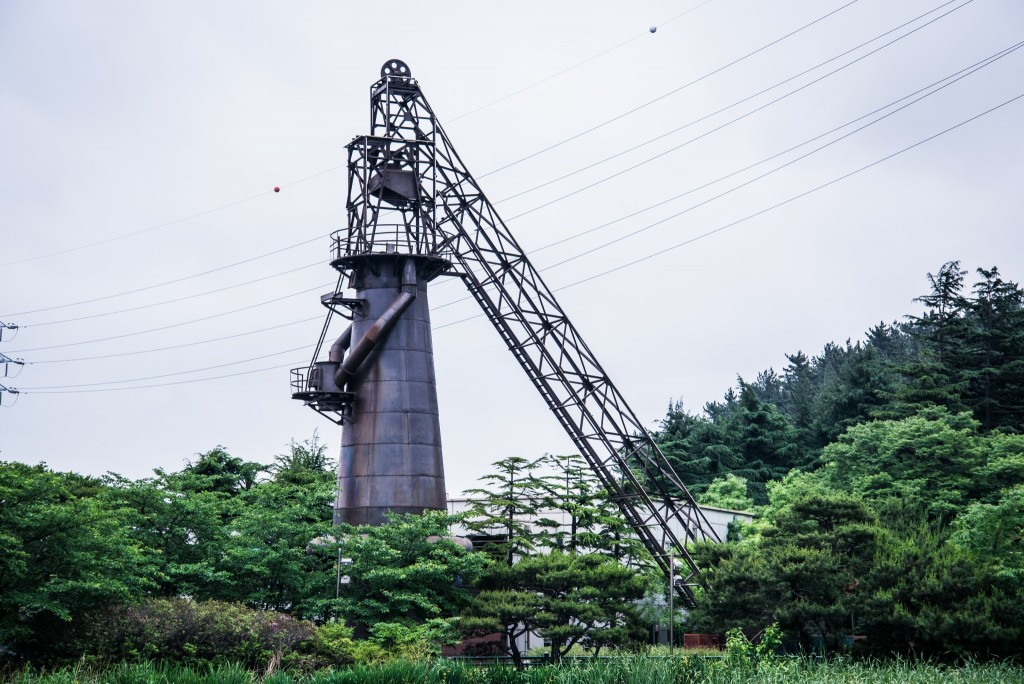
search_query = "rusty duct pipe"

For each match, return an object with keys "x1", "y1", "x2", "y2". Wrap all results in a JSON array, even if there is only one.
[
  {"x1": 333, "y1": 258, "x2": 418, "y2": 388},
  {"x1": 328, "y1": 324, "x2": 353, "y2": 363}
]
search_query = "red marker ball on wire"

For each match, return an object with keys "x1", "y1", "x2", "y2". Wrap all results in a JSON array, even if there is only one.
[{"x1": 274, "y1": 186, "x2": 280, "y2": 192}]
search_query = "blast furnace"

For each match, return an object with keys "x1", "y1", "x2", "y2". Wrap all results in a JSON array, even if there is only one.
[
  {"x1": 291, "y1": 59, "x2": 451, "y2": 526},
  {"x1": 293, "y1": 59, "x2": 719, "y2": 608}
]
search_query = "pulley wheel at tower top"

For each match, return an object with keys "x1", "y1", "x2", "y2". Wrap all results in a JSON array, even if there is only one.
[{"x1": 381, "y1": 59, "x2": 411, "y2": 78}]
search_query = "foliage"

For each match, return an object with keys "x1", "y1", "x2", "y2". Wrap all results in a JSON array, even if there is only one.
[
  {"x1": 699, "y1": 474, "x2": 754, "y2": 512},
  {"x1": 7, "y1": 656, "x2": 1024, "y2": 684},
  {"x1": 656, "y1": 262, "x2": 1024, "y2": 509},
  {"x1": 270, "y1": 433, "x2": 335, "y2": 487},
  {"x1": 469, "y1": 551, "x2": 651, "y2": 663},
  {"x1": 169, "y1": 446, "x2": 265, "y2": 496},
  {"x1": 532, "y1": 453, "x2": 646, "y2": 559},
  {"x1": 328, "y1": 511, "x2": 488, "y2": 635},
  {"x1": 462, "y1": 454, "x2": 648, "y2": 563},
  {"x1": 71, "y1": 598, "x2": 315, "y2": 669},
  {"x1": 689, "y1": 489, "x2": 881, "y2": 651},
  {"x1": 218, "y1": 477, "x2": 336, "y2": 618},
  {"x1": 818, "y1": 407, "x2": 1023, "y2": 522},
  {"x1": 949, "y1": 484, "x2": 1024, "y2": 581},
  {"x1": 462, "y1": 456, "x2": 547, "y2": 564},
  {"x1": 0, "y1": 462, "x2": 156, "y2": 660},
  {"x1": 690, "y1": 461, "x2": 1024, "y2": 657},
  {"x1": 859, "y1": 523, "x2": 1024, "y2": 657},
  {"x1": 102, "y1": 441, "x2": 336, "y2": 615}
]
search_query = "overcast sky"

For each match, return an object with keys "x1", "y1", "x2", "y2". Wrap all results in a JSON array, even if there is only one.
[{"x1": 2, "y1": 0, "x2": 1022, "y2": 496}]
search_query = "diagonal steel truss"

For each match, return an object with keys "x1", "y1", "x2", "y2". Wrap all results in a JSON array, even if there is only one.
[{"x1": 339, "y1": 62, "x2": 719, "y2": 607}]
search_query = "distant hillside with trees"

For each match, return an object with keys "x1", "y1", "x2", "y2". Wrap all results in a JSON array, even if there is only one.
[{"x1": 657, "y1": 262, "x2": 1024, "y2": 655}]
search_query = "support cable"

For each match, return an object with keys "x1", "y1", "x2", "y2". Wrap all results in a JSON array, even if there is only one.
[
  {"x1": 19, "y1": 346, "x2": 309, "y2": 391},
  {"x1": 496, "y1": 0, "x2": 977, "y2": 211},
  {"x1": 431, "y1": 90, "x2": 1024, "y2": 331},
  {"x1": 22, "y1": 260, "x2": 323, "y2": 328},
  {"x1": 446, "y1": 0, "x2": 720, "y2": 123},
  {"x1": 6, "y1": 283, "x2": 330, "y2": 353},
  {"x1": 1, "y1": 1, "x2": 955, "y2": 319},
  {"x1": 477, "y1": 0, "x2": 868, "y2": 179},
  {"x1": 430, "y1": 40, "x2": 1023, "y2": 311},
  {"x1": 7, "y1": 35, "x2": 1013, "y2": 356}
]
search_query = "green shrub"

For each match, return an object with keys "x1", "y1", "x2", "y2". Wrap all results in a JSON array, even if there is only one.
[{"x1": 73, "y1": 598, "x2": 315, "y2": 669}]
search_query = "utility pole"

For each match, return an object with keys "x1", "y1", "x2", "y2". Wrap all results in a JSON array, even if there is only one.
[
  {"x1": 0, "y1": 323, "x2": 21, "y2": 406},
  {"x1": 669, "y1": 551, "x2": 675, "y2": 655}
]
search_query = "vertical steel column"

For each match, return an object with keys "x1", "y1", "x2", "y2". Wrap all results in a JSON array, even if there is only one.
[{"x1": 334, "y1": 255, "x2": 447, "y2": 526}]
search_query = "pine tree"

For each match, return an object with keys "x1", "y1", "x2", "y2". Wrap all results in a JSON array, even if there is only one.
[
  {"x1": 462, "y1": 456, "x2": 547, "y2": 564},
  {"x1": 962, "y1": 267, "x2": 1024, "y2": 431},
  {"x1": 881, "y1": 262, "x2": 972, "y2": 418},
  {"x1": 724, "y1": 383, "x2": 804, "y2": 504}
]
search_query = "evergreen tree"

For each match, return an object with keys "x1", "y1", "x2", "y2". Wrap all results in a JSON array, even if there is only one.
[
  {"x1": 654, "y1": 401, "x2": 737, "y2": 496},
  {"x1": 962, "y1": 267, "x2": 1024, "y2": 431},
  {"x1": 462, "y1": 456, "x2": 547, "y2": 564},
  {"x1": 533, "y1": 453, "x2": 641, "y2": 559},
  {"x1": 724, "y1": 383, "x2": 805, "y2": 504},
  {"x1": 472, "y1": 552, "x2": 650, "y2": 661},
  {"x1": 882, "y1": 261, "x2": 971, "y2": 417},
  {"x1": 781, "y1": 351, "x2": 816, "y2": 441}
]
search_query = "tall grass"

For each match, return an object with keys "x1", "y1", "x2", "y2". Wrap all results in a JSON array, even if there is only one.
[{"x1": 4, "y1": 656, "x2": 1022, "y2": 684}]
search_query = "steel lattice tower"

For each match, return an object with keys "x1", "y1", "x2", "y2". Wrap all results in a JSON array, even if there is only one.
[{"x1": 293, "y1": 60, "x2": 719, "y2": 607}]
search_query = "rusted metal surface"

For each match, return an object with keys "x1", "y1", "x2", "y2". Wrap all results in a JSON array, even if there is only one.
[{"x1": 334, "y1": 255, "x2": 446, "y2": 526}]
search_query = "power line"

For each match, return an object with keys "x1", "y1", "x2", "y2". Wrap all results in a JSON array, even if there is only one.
[
  {"x1": 557, "y1": 91, "x2": 1024, "y2": 290},
  {"x1": 0, "y1": 3, "x2": 720, "y2": 273},
  {"x1": 0, "y1": 1, "x2": 894, "y2": 325},
  {"x1": 21, "y1": 89, "x2": 1023, "y2": 393},
  {"x1": 446, "y1": 0, "x2": 720, "y2": 124},
  {"x1": 18, "y1": 362, "x2": 298, "y2": 395},
  {"x1": 8, "y1": 0, "x2": 956, "y2": 332},
  {"x1": 0, "y1": 322, "x2": 18, "y2": 343},
  {"x1": 495, "y1": 0, "x2": 976, "y2": 211},
  {"x1": 0, "y1": 383, "x2": 20, "y2": 407},
  {"x1": 1, "y1": 233, "x2": 329, "y2": 318},
  {"x1": 475, "y1": 0, "x2": 863, "y2": 180},
  {"x1": 1, "y1": 170, "x2": 342, "y2": 269},
  {"x1": 1, "y1": 352, "x2": 25, "y2": 379},
  {"x1": 19, "y1": 346, "x2": 310, "y2": 390},
  {"x1": 536, "y1": 43, "x2": 1023, "y2": 272},
  {"x1": 9, "y1": 22, "x2": 1008, "y2": 361},
  {"x1": 0, "y1": 0, "x2": 988, "y2": 359},
  {"x1": 26, "y1": 316, "x2": 322, "y2": 364},
  {"x1": 431, "y1": 90, "x2": 1024, "y2": 330},
  {"x1": 25, "y1": 260, "x2": 323, "y2": 328},
  {"x1": 0, "y1": 0, "x2": 852, "y2": 278},
  {"x1": 25, "y1": 26, "x2": 1010, "y2": 358},
  {"x1": 7, "y1": 283, "x2": 330, "y2": 353},
  {"x1": 430, "y1": 40, "x2": 1022, "y2": 312}
]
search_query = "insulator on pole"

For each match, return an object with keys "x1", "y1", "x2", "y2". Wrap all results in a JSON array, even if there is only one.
[
  {"x1": 0, "y1": 383, "x2": 19, "y2": 407},
  {"x1": 0, "y1": 352, "x2": 25, "y2": 378},
  {"x1": 0, "y1": 322, "x2": 18, "y2": 342}
]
